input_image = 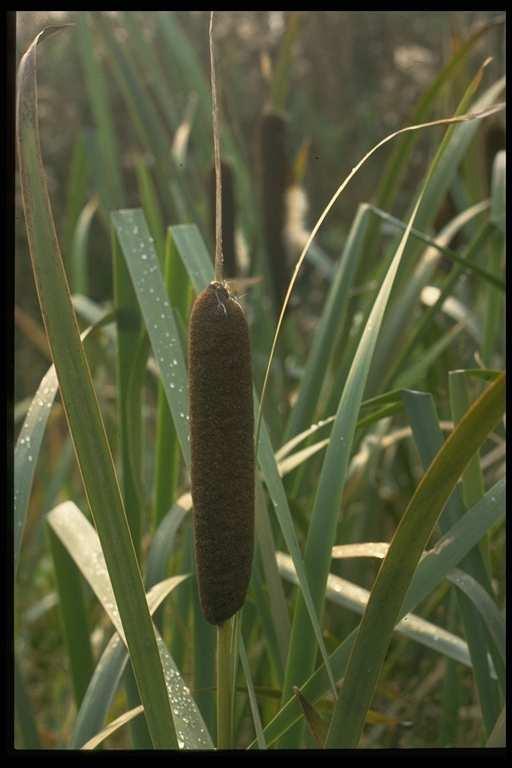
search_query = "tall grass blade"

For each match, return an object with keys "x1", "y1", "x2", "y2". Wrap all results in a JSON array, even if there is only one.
[
  {"x1": 14, "y1": 318, "x2": 113, "y2": 578},
  {"x1": 369, "y1": 198, "x2": 489, "y2": 383},
  {"x1": 255, "y1": 479, "x2": 290, "y2": 673},
  {"x1": 111, "y1": 210, "x2": 190, "y2": 466},
  {"x1": 76, "y1": 13, "x2": 124, "y2": 208},
  {"x1": 239, "y1": 634, "x2": 267, "y2": 749},
  {"x1": 281, "y1": 126, "x2": 445, "y2": 720},
  {"x1": 448, "y1": 372, "x2": 487, "y2": 510},
  {"x1": 145, "y1": 496, "x2": 191, "y2": 588},
  {"x1": 14, "y1": 366, "x2": 59, "y2": 577},
  {"x1": 393, "y1": 324, "x2": 463, "y2": 389},
  {"x1": 70, "y1": 197, "x2": 98, "y2": 296},
  {"x1": 63, "y1": 131, "x2": 89, "y2": 264},
  {"x1": 47, "y1": 525, "x2": 95, "y2": 708},
  {"x1": 382, "y1": 221, "x2": 496, "y2": 390},
  {"x1": 16, "y1": 30, "x2": 177, "y2": 748},
  {"x1": 285, "y1": 203, "x2": 370, "y2": 441},
  {"x1": 153, "y1": 232, "x2": 190, "y2": 527},
  {"x1": 278, "y1": 552, "x2": 478, "y2": 670},
  {"x1": 325, "y1": 545, "x2": 504, "y2": 674},
  {"x1": 325, "y1": 374, "x2": 505, "y2": 747},
  {"x1": 48, "y1": 501, "x2": 213, "y2": 749},
  {"x1": 252, "y1": 476, "x2": 504, "y2": 747},
  {"x1": 366, "y1": 204, "x2": 504, "y2": 290},
  {"x1": 83, "y1": 706, "x2": 145, "y2": 750},
  {"x1": 82, "y1": 9, "x2": 146, "y2": 568},
  {"x1": 134, "y1": 156, "x2": 166, "y2": 265},
  {"x1": 112, "y1": 228, "x2": 145, "y2": 556},
  {"x1": 71, "y1": 573, "x2": 187, "y2": 748},
  {"x1": 121, "y1": 11, "x2": 179, "y2": 134},
  {"x1": 93, "y1": 12, "x2": 189, "y2": 220},
  {"x1": 483, "y1": 150, "x2": 505, "y2": 365}
]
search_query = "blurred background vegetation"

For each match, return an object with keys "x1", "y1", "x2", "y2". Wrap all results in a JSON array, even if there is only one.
[
  {"x1": 15, "y1": 10, "x2": 505, "y2": 403},
  {"x1": 15, "y1": 11, "x2": 505, "y2": 748}
]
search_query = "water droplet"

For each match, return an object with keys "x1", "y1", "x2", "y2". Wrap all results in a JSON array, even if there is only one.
[{"x1": 141, "y1": 253, "x2": 147, "y2": 260}]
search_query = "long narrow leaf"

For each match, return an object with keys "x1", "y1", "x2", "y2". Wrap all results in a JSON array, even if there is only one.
[
  {"x1": 403, "y1": 385, "x2": 503, "y2": 722},
  {"x1": 277, "y1": 552, "x2": 477, "y2": 670},
  {"x1": 325, "y1": 374, "x2": 505, "y2": 747},
  {"x1": 251, "y1": 475, "x2": 504, "y2": 747},
  {"x1": 285, "y1": 203, "x2": 370, "y2": 440},
  {"x1": 111, "y1": 210, "x2": 190, "y2": 466},
  {"x1": 16, "y1": 29, "x2": 177, "y2": 749},
  {"x1": 281, "y1": 147, "x2": 431, "y2": 713},
  {"x1": 14, "y1": 317, "x2": 113, "y2": 577},
  {"x1": 48, "y1": 501, "x2": 213, "y2": 750},
  {"x1": 72, "y1": 573, "x2": 188, "y2": 748}
]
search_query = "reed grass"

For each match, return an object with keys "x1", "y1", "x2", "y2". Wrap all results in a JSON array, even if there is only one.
[{"x1": 15, "y1": 11, "x2": 505, "y2": 751}]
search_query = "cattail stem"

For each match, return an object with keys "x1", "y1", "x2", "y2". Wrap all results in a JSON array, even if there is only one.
[
  {"x1": 217, "y1": 617, "x2": 235, "y2": 749},
  {"x1": 209, "y1": 11, "x2": 223, "y2": 283}
]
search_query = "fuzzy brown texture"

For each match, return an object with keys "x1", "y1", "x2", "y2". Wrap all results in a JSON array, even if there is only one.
[
  {"x1": 261, "y1": 110, "x2": 292, "y2": 314},
  {"x1": 210, "y1": 161, "x2": 237, "y2": 279},
  {"x1": 188, "y1": 282, "x2": 254, "y2": 625}
]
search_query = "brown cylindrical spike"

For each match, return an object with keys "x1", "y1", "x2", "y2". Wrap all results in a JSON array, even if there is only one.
[{"x1": 188, "y1": 282, "x2": 254, "y2": 625}]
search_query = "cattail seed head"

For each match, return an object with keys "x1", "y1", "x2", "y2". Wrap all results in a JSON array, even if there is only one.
[{"x1": 188, "y1": 281, "x2": 254, "y2": 625}]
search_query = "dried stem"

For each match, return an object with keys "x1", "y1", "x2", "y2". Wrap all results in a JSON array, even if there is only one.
[{"x1": 209, "y1": 11, "x2": 223, "y2": 283}]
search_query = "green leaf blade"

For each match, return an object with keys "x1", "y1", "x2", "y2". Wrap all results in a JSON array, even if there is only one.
[
  {"x1": 17, "y1": 31, "x2": 178, "y2": 749},
  {"x1": 325, "y1": 374, "x2": 505, "y2": 747}
]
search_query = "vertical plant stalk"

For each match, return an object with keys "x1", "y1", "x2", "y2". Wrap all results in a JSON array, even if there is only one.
[
  {"x1": 216, "y1": 617, "x2": 235, "y2": 749},
  {"x1": 210, "y1": 11, "x2": 223, "y2": 283},
  {"x1": 211, "y1": 10, "x2": 229, "y2": 749},
  {"x1": 210, "y1": 161, "x2": 236, "y2": 277}
]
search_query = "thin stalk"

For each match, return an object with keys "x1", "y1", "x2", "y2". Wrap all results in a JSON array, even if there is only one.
[
  {"x1": 217, "y1": 617, "x2": 235, "y2": 749},
  {"x1": 209, "y1": 11, "x2": 223, "y2": 283}
]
